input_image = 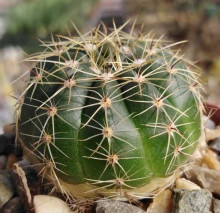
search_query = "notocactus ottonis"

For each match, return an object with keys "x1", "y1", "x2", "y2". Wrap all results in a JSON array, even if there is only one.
[{"x1": 17, "y1": 23, "x2": 204, "y2": 199}]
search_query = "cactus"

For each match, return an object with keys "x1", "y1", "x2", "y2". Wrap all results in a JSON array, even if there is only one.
[{"x1": 17, "y1": 23, "x2": 203, "y2": 199}]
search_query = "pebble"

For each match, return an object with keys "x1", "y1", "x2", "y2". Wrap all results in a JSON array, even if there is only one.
[
  {"x1": 206, "y1": 127, "x2": 220, "y2": 141},
  {"x1": 0, "y1": 171, "x2": 14, "y2": 208},
  {"x1": 146, "y1": 189, "x2": 172, "y2": 213},
  {"x1": 0, "y1": 155, "x2": 7, "y2": 169},
  {"x1": 185, "y1": 165, "x2": 220, "y2": 194},
  {"x1": 3, "y1": 124, "x2": 15, "y2": 135},
  {"x1": 17, "y1": 158, "x2": 40, "y2": 195},
  {"x1": 202, "y1": 149, "x2": 220, "y2": 170},
  {"x1": 213, "y1": 199, "x2": 220, "y2": 213},
  {"x1": 96, "y1": 200, "x2": 145, "y2": 213},
  {"x1": 33, "y1": 195, "x2": 71, "y2": 213},
  {"x1": 6, "y1": 153, "x2": 18, "y2": 170},
  {"x1": 175, "y1": 178, "x2": 201, "y2": 190},
  {"x1": 0, "y1": 197, "x2": 24, "y2": 213},
  {"x1": 203, "y1": 116, "x2": 216, "y2": 129},
  {"x1": 209, "y1": 137, "x2": 220, "y2": 153},
  {"x1": 172, "y1": 189, "x2": 212, "y2": 213},
  {"x1": 0, "y1": 134, "x2": 15, "y2": 155}
]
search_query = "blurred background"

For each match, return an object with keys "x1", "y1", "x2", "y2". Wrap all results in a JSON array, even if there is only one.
[{"x1": 0, "y1": 0, "x2": 219, "y2": 132}]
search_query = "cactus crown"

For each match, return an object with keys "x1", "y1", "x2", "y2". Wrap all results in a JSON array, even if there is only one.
[{"x1": 17, "y1": 23, "x2": 203, "y2": 200}]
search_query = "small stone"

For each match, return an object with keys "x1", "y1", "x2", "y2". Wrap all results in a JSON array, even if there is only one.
[
  {"x1": 213, "y1": 199, "x2": 220, "y2": 213},
  {"x1": 202, "y1": 149, "x2": 220, "y2": 170},
  {"x1": 146, "y1": 189, "x2": 172, "y2": 213},
  {"x1": 3, "y1": 124, "x2": 15, "y2": 134},
  {"x1": 209, "y1": 137, "x2": 220, "y2": 153},
  {"x1": 203, "y1": 116, "x2": 215, "y2": 129},
  {"x1": 6, "y1": 153, "x2": 18, "y2": 170},
  {"x1": 0, "y1": 155, "x2": 7, "y2": 169},
  {"x1": 185, "y1": 165, "x2": 220, "y2": 194},
  {"x1": 205, "y1": 127, "x2": 220, "y2": 141},
  {"x1": 0, "y1": 134, "x2": 15, "y2": 155},
  {"x1": 0, "y1": 171, "x2": 14, "y2": 208},
  {"x1": 34, "y1": 195, "x2": 71, "y2": 213},
  {"x1": 96, "y1": 200, "x2": 145, "y2": 213},
  {"x1": 175, "y1": 178, "x2": 201, "y2": 190},
  {"x1": 0, "y1": 197, "x2": 24, "y2": 213},
  {"x1": 172, "y1": 189, "x2": 212, "y2": 213}
]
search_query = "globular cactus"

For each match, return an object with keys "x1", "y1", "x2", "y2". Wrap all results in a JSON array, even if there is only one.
[{"x1": 17, "y1": 23, "x2": 204, "y2": 199}]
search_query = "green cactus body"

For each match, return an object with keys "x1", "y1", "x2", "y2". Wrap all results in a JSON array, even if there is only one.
[{"x1": 18, "y1": 25, "x2": 203, "y2": 198}]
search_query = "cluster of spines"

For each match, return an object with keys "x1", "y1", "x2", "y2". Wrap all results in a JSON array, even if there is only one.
[{"x1": 15, "y1": 22, "x2": 203, "y2": 199}]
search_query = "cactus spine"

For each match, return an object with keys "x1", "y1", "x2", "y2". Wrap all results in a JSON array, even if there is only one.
[{"x1": 17, "y1": 23, "x2": 203, "y2": 199}]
